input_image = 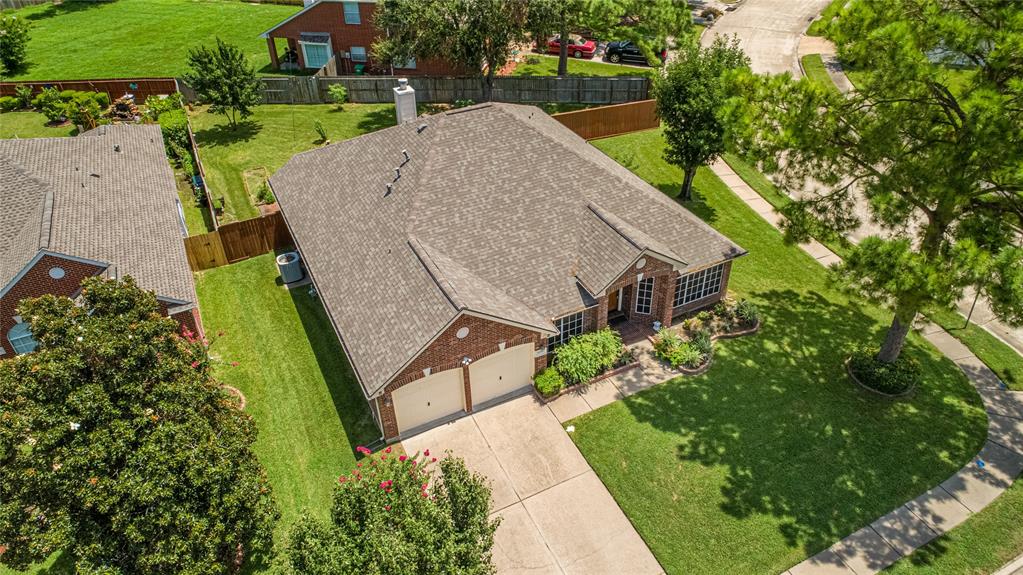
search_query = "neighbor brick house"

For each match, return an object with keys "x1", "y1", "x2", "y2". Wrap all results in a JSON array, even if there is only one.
[
  {"x1": 270, "y1": 102, "x2": 745, "y2": 441},
  {"x1": 0, "y1": 124, "x2": 201, "y2": 358},
  {"x1": 261, "y1": 0, "x2": 459, "y2": 75}
]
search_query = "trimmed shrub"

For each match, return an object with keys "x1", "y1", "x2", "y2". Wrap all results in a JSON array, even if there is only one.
[
  {"x1": 534, "y1": 367, "x2": 565, "y2": 397},
  {"x1": 735, "y1": 299, "x2": 760, "y2": 325},
  {"x1": 66, "y1": 94, "x2": 102, "y2": 129},
  {"x1": 143, "y1": 93, "x2": 182, "y2": 122},
  {"x1": 848, "y1": 347, "x2": 921, "y2": 395},
  {"x1": 692, "y1": 329, "x2": 713, "y2": 359},
  {"x1": 554, "y1": 328, "x2": 623, "y2": 384},
  {"x1": 255, "y1": 181, "x2": 275, "y2": 205},
  {"x1": 654, "y1": 327, "x2": 713, "y2": 370},
  {"x1": 0, "y1": 15, "x2": 30, "y2": 74},
  {"x1": 32, "y1": 87, "x2": 65, "y2": 122},
  {"x1": 327, "y1": 83, "x2": 347, "y2": 110},
  {"x1": 14, "y1": 85, "x2": 33, "y2": 108},
  {"x1": 0, "y1": 96, "x2": 19, "y2": 112}
]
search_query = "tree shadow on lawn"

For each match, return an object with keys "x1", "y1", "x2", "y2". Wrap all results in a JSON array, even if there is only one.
[
  {"x1": 22, "y1": 1, "x2": 107, "y2": 22},
  {"x1": 193, "y1": 119, "x2": 262, "y2": 148},
  {"x1": 355, "y1": 105, "x2": 398, "y2": 134},
  {"x1": 620, "y1": 287, "x2": 986, "y2": 562},
  {"x1": 286, "y1": 275, "x2": 379, "y2": 457}
]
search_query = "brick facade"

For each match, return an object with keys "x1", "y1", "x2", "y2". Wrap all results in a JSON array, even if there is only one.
[
  {"x1": 0, "y1": 255, "x2": 106, "y2": 357},
  {"x1": 267, "y1": 2, "x2": 460, "y2": 75},
  {"x1": 1, "y1": 254, "x2": 203, "y2": 358},
  {"x1": 375, "y1": 313, "x2": 545, "y2": 440}
]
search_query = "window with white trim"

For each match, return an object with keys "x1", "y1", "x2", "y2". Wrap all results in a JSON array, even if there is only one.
[
  {"x1": 350, "y1": 46, "x2": 368, "y2": 62},
  {"x1": 8, "y1": 322, "x2": 37, "y2": 355},
  {"x1": 635, "y1": 278, "x2": 654, "y2": 314},
  {"x1": 547, "y1": 311, "x2": 584, "y2": 351},
  {"x1": 674, "y1": 263, "x2": 724, "y2": 307},
  {"x1": 343, "y1": 2, "x2": 361, "y2": 24}
]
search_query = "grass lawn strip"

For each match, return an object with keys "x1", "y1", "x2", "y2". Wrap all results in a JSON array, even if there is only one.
[
  {"x1": 509, "y1": 54, "x2": 656, "y2": 78},
  {"x1": 194, "y1": 253, "x2": 378, "y2": 539},
  {"x1": 0, "y1": 0, "x2": 298, "y2": 81},
  {"x1": 0, "y1": 111, "x2": 76, "y2": 138},
  {"x1": 568, "y1": 128, "x2": 987, "y2": 575},
  {"x1": 800, "y1": 54, "x2": 842, "y2": 96},
  {"x1": 189, "y1": 104, "x2": 396, "y2": 223}
]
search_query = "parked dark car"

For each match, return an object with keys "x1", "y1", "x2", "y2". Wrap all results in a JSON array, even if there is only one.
[{"x1": 604, "y1": 40, "x2": 666, "y2": 66}]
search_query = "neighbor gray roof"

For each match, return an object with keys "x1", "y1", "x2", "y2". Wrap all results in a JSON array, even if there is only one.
[
  {"x1": 271, "y1": 103, "x2": 744, "y2": 397},
  {"x1": 0, "y1": 124, "x2": 196, "y2": 305}
]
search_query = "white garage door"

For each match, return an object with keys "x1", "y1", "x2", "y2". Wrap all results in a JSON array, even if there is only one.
[
  {"x1": 391, "y1": 368, "x2": 465, "y2": 435},
  {"x1": 469, "y1": 343, "x2": 534, "y2": 409}
]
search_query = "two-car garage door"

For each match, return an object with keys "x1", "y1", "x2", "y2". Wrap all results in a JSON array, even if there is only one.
[{"x1": 391, "y1": 343, "x2": 534, "y2": 436}]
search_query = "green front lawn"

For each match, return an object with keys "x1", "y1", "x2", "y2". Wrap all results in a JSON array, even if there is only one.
[
  {"x1": 569, "y1": 128, "x2": 988, "y2": 574},
  {"x1": 0, "y1": 111, "x2": 76, "y2": 138},
  {"x1": 189, "y1": 104, "x2": 396, "y2": 223},
  {"x1": 509, "y1": 54, "x2": 656, "y2": 78},
  {"x1": 194, "y1": 254, "x2": 378, "y2": 539},
  {"x1": 801, "y1": 54, "x2": 842, "y2": 96},
  {"x1": 0, "y1": 0, "x2": 297, "y2": 80}
]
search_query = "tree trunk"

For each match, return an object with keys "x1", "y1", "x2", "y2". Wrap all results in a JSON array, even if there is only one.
[
  {"x1": 558, "y1": 13, "x2": 569, "y2": 76},
  {"x1": 680, "y1": 167, "x2": 696, "y2": 201},
  {"x1": 483, "y1": 66, "x2": 495, "y2": 102},
  {"x1": 876, "y1": 303, "x2": 917, "y2": 363}
]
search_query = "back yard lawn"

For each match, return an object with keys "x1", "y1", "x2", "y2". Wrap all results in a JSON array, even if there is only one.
[
  {"x1": 570, "y1": 128, "x2": 989, "y2": 575},
  {"x1": 0, "y1": 111, "x2": 76, "y2": 138},
  {"x1": 0, "y1": 0, "x2": 297, "y2": 80},
  {"x1": 190, "y1": 104, "x2": 395, "y2": 223},
  {"x1": 194, "y1": 254, "x2": 378, "y2": 544},
  {"x1": 509, "y1": 54, "x2": 656, "y2": 78}
]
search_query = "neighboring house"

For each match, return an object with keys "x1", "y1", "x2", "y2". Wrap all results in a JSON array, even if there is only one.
[
  {"x1": 0, "y1": 124, "x2": 201, "y2": 358},
  {"x1": 270, "y1": 102, "x2": 745, "y2": 441},
  {"x1": 261, "y1": 0, "x2": 458, "y2": 75}
]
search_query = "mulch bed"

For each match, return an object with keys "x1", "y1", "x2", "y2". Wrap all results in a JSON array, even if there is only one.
[
  {"x1": 221, "y1": 385, "x2": 247, "y2": 410},
  {"x1": 844, "y1": 357, "x2": 917, "y2": 399}
]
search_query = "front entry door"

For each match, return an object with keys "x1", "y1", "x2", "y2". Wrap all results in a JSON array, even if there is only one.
[{"x1": 608, "y1": 288, "x2": 620, "y2": 312}]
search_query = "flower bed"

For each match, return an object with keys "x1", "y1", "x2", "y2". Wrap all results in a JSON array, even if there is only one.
[
  {"x1": 846, "y1": 347, "x2": 920, "y2": 397},
  {"x1": 651, "y1": 298, "x2": 761, "y2": 373},
  {"x1": 533, "y1": 328, "x2": 638, "y2": 400}
]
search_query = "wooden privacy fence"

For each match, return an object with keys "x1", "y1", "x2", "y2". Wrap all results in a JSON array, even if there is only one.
[
  {"x1": 0, "y1": 78, "x2": 179, "y2": 102},
  {"x1": 258, "y1": 75, "x2": 652, "y2": 105},
  {"x1": 184, "y1": 212, "x2": 294, "y2": 271},
  {"x1": 551, "y1": 99, "x2": 659, "y2": 140}
]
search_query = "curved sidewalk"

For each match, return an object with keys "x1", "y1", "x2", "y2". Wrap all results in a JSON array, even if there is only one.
[{"x1": 710, "y1": 159, "x2": 1023, "y2": 575}]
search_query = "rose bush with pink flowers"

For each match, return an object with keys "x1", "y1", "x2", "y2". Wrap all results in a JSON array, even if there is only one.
[{"x1": 286, "y1": 447, "x2": 498, "y2": 575}]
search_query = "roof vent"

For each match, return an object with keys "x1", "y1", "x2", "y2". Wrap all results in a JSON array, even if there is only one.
[
  {"x1": 385, "y1": 183, "x2": 393, "y2": 196},
  {"x1": 394, "y1": 167, "x2": 401, "y2": 181},
  {"x1": 417, "y1": 123, "x2": 427, "y2": 133},
  {"x1": 401, "y1": 149, "x2": 410, "y2": 164},
  {"x1": 113, "y1": 144, "x2": 121, "y2": 153}
]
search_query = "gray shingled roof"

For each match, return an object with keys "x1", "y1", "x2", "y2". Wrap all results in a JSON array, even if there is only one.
[
  {"x1": 271, "y1": 103, "x2": 744, "y2": 397},
  {"x1": 0, "y1": 125, "x2": 196, "y2": 305}
]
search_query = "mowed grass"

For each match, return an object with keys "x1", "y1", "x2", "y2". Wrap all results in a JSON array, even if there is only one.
[
  {"x1": 0, "y1": 111, "x2": 76, "y2": 138},
  {"x1": 801, "y1": 54, "x2": 842, "y2": 96},
  {"x1": 0, "y1": 0, "x2": 297, "y2": 80},
  {"x1": 569, "y1": 128, "x2": 988, "y2": 574},
  {"x1": 884, "y1": 477, "x2": 1023, "y2": 574},
  {"x1": 189, "y1": 104, "x2": 396, "y2": 223},
  {"x1": 509, "y1": 54, "x2": 656, "y2": 78},
  {"x1": 194, "y1": 254, "x2": 378, "y2": 537}
]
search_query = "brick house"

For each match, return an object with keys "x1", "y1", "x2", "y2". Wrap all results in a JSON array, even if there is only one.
[
  {"x1": 0, "y1": 124, "x2": 201, "y2": 358},
  {"x1": 270, "y1": 102, "x2": 745, "y2": 441},
  {"x1": 261, "y1": 0, "x2": 459, "y2": 75}
]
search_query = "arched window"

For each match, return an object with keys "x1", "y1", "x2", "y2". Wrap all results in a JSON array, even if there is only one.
[{"x1": 8, "y1": 322, "x2": 38, "y2": 355}]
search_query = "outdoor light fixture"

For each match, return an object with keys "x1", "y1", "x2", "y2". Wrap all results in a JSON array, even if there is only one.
[{"x1": 461, "y1": 356, "x2": 472, "y2": 366}]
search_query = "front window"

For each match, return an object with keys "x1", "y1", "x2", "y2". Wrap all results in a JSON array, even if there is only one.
[
  {"x1": 674, "y1": 263, "x2": 725, "y2": 307},
  {"x1": 547, "y1": 311, "x2": 584, "y2": 351},
  {"x1": 8, "y1": 322, "x2": 37, "y2": 355},
  {"x1": 343, "y1": 2, "x2": 361, "y2": 24},
  {"x1": 635, "y1": 278, "x2": 654, "y2": 314},
  {"x1": 350, "y1": 46, "x2": 368, "y2": 62}
]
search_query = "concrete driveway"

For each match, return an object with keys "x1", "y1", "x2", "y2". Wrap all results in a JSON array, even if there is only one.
[
  {"x1": 402, "y1": 394, "x2": 663, "y2": 575},
  {"x1": 701, "y1": 0, "x2": 833, "y2": 75}
]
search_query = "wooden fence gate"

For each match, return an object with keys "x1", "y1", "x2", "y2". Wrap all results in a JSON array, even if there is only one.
[{"x1": 184, "y1": 212, "x2": 294, "y2": 271}]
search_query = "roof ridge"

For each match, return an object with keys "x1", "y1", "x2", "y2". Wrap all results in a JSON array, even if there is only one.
[{"x1": 408, "y1": 235, "x2": 464, "y2": 311}]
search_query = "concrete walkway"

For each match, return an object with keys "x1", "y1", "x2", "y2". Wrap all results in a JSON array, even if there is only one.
[{"x1": 708, "y1": 158, "x2": 1023, "y2": 575}]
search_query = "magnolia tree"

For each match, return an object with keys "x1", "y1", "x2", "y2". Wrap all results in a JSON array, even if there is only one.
[
  {"x1": 0, "y1": 277, "x2": 278, "y2": 574},
  {"x1": 286, "y1": 446, "x2": 499, "y2": 575},
  {"x1": 725, "y1": 0, "x2": 1023, "y2": 364},
  {"x1": 183, "y1": 38, "x2": 262, "y2": 127}
]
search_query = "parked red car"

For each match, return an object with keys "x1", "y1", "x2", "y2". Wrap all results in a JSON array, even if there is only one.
[{"x1": 546, "y1": 34, "x2": 596, "y2": 59}]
